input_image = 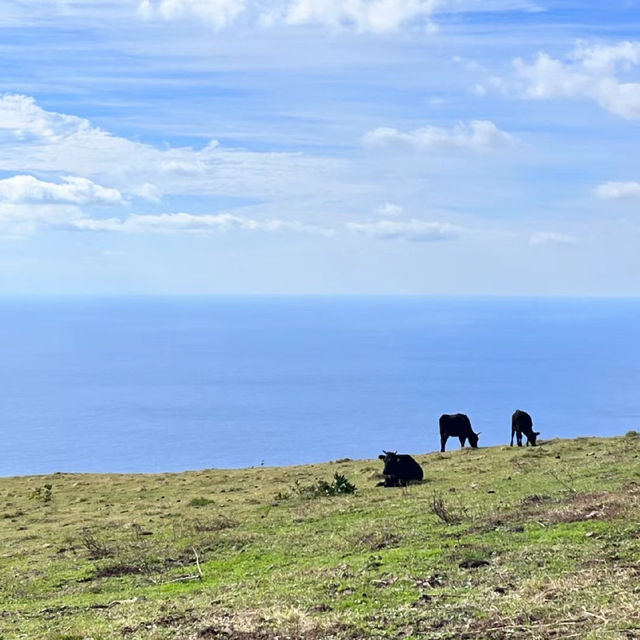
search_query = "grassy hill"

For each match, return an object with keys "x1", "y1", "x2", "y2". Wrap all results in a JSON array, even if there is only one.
[{"x1": 2, "y1": 435, "x2": 640, "y2": 640}]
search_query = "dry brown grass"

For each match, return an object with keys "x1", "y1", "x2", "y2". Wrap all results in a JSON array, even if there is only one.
[{"x1": 543, "y1": 487, "x2": 640, "y2": 525}]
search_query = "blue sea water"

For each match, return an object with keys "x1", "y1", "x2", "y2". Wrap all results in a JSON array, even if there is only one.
[{"x1": 1, "y1": 296, "x2": 640, "y2": 476}]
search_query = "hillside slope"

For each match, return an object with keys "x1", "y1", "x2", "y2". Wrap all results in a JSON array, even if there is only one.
[{"x1": 2, "y1": 435, "x2": 640, "y2": 639}]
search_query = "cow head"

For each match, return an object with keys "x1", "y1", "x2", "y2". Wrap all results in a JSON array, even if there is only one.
[
  {"x1": 378, "y1": 450, "x2": 398, "y2": 475},
  {"x1": 468, "y1": 432, "x2": 480, "y2": 448},
  {"x1": 528, "y1": 431, "x2": 541, "y2": 446}
]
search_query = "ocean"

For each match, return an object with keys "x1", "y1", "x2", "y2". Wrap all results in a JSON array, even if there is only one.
[{"x1": 2, "y1": 296, "x2": 639, "y2": 476}]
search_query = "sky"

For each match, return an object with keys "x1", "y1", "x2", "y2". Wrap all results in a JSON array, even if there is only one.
[{"x1": 0, "y1": 0, "x2": 639, "y2": 295}]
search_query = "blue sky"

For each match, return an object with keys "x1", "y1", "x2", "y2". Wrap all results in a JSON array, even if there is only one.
[{"x1": 1, "y1": 0, "x2": 640, "y2": 295}]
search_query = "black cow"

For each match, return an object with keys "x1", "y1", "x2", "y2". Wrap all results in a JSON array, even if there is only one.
[
  {"x1": 439, "y1": 413, "x2": 479, "y2": 452},
  {"x1": 377, "y1": 451, "x2": 423, "y2": 487},
  {"x1": 511, "y1": 409, "x2": 539, "y2": 447}
]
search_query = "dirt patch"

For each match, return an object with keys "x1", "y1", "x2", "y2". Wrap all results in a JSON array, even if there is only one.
[
  {"x1": 476, "y1": 486, "x2": 640, "y2": 533},
  {"x1": 193, "y1": 622, "x2": 351, "y2": 640},
  {"x1": 122, "y1": 612, "x2": 195, "y2": 634},
  {"x1": 95, "y1": 564, "x2": 143, "y2": 578},
  {"x1": 123, "y1": 609, "x2": 354, "y2": 640},
  {"x1": 197, "y1": 627, "x2": 282, "y2": 639},
  {"x1": 544, "y1": 490, "x2": 637, "y2": 524},
  {"x1": 520, "y1": 494, "x2": 552, "y2": 506}
]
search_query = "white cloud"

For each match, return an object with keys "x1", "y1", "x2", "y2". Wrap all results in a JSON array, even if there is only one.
[
  {"x1": 134, "y1": 182, "x2": 163, "y2": 202},
  {"x1": 284, "y1": 0, "x2": 438, "y2": 33},
  {"x1": 514, "y1": 41, "x2": 640, "y2": 119},
  {"x1": 571, "y1": 41, "x2": 640, "y2": 75},
  {"x1": 594, "y1": 181, "x2": 640, "y2": 199},
  {"x1": 0, "y1": 204, "x2": 334, "y2": 236},
  {"x1": 0, "y1": 175, "x2": 123, "y2": 205},
  {"x1": 362, "y1": 120, "x2": 516, "y2": 151},
  {"x1": 347, "y1": 218, "x2": 461, "y2": 241},
  {"x1": 140, "y1": 0, "x2": 247, "y2": 28},
  {"x1": 0, "y1": 94, "x2": 341, "y2": 201},
  {"x1": 68, "y1": 212, "x2": 334, "y2": 235},
  {"x1": 529, "y1": 231, "x2": 579, "y2": 246},
  {"x1": 0, "y1": 202, "x2": 85, "y2": 234},
  {"x1": 137, "y1": 0, "x2": 539, "y2": 33},
  {"x1": 139, "y1": 0, "x2": 439, "y2": 32},
  {"x1": 377, "y1": 202, "x2": 403, "y2": 216}
]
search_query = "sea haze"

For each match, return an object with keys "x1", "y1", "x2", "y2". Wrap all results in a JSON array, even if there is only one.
[{"x1": 1, "y1": 296, "x2": 639, "y2": 476}]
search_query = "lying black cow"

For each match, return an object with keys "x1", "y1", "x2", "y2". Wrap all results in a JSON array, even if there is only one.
[
  {"x1": 377, "y1": 451, "x2": 423, "y2": 487},
  {"x1": 439, "y1": 413, "x2": 479, "y2": 452},
  {"x1": 511, "y1": 409, "x2": 539, "y2": 447}
]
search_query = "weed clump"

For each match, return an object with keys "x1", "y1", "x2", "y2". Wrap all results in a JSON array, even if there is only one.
[
  {"x1": 29, "y1": 483, "x2": 53, "y2": 503},
  {"x1": 429, "y1": 491, "x2": 462, "y2": 524},
  {"x1": 296, "y1": 473, "x2": 357, "y2": 499},
  {"x1": 189, "y1": 497, "x2": 215, "y2": 507},
  {"x1": 80, "y1": 528, "x2": 113, "y2": 560}
]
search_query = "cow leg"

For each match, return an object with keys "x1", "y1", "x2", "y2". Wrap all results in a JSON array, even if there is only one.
[
  {"x1": 517, "y1": 432, "x2": 523, "y2": 447},
  {"x1": 459, "y1": 436, "x2": 466, "y2": 448},
  {"x1": 440, "y1": 435, "x2": 448, "y2": 453},
  {"x1": 510, "y1": 427, "x2": 515, "y2": 447}
]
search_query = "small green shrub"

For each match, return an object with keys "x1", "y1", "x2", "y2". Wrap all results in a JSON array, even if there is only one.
[
  {"x1": 29, "y1": 484, "x2": 53, "y2": 503},
  {"x1": 297, "y1": 473, "x2": 357, "y2": 499},
  {"x1": 188, "y1": 497, "x2": 215, "y2": 507}
]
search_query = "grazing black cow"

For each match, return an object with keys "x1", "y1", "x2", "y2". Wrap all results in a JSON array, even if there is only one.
[
  {"x1": 377, "y1": 451, "x2": 423, "y2": 487},
  {"x1": 511, "y1": 409, "x2": 539, "y2": 447},
  {"x1": 439, "y1": 413, "x2": 479, "y2": 452}
]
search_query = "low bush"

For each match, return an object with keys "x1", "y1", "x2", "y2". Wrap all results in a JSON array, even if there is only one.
[
  {"x1": 296, "y1": 473, "x2": 357, "y2": 499},
  {"x1": 29, "y1": 483, "x2": 53, "y2": 503}
]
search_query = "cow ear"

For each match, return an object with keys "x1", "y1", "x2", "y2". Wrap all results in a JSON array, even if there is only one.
[
  {"x1": 535, "y1": 431, "x2": 540, "y2": 436},
  {"x1": 378, "y1": 454, "x2": 385, "y2": 460}
]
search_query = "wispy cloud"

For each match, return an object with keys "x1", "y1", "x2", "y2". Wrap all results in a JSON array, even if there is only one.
[
  {"x1": 69, "y1": 212, "x2": 334, "y2": 235},
  {"x1": 0, "y1": 175, "x2": 123, "y2": 205},
  {"x1": 376, "y1": 202, "x2": 404, "y2": 217},
  {"x1": 530, "y1": 231, "x2": 579, "y2": 246},
  {"x1": 0, "y1": 202, "x2": 85, "y2": 234},
  {"x1": 138, "y1": 0, "x2": 248, "y2": 29},
  {"x1": 594, "y1": 181, "x2": 640, "y2": 199},
  {"x1": 0, "y1": 94, "x2": 342, "y2": 201},
  {"x1": 137, "y1": 0, "x2": 545, "y2": 32},
  {"x1": 0, "y1": 205, "x2": 334, "y2": 237},
  {"x1": 347, "y1": 219, "x2": 461, "y2": 241},
  {"x1": 362, "y1": 121, "x2": 517, "y2": 151},
  {"x1": 138, "y1": 0, "x2": 440, "y2": 32}
]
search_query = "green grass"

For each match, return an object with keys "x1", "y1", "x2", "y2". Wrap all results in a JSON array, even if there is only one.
[{"x1": 2, "y1": 435, "x2": 640, "y2": 639}]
